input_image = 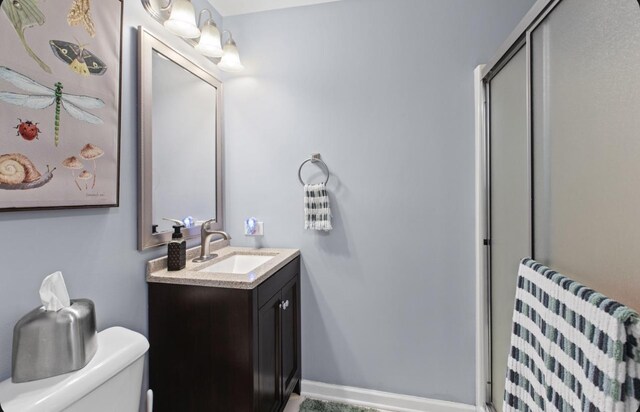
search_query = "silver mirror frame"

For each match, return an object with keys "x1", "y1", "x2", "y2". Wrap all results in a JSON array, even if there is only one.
[{"x1": 137, "y1": 27, "x2": 223, "y2": 250}]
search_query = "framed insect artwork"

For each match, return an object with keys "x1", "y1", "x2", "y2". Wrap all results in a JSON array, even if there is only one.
[{"x1": 0, "y1": 0, "x2": 123, "y2": 211}]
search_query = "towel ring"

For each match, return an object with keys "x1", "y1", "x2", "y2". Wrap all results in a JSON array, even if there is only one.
[{"x1": 298, "y1": 154, "x2": 330, "y2": 186}]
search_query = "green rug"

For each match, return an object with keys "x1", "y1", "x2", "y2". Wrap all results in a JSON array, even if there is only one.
[{"x1": 299, "y1": 398, "x2": 379, "y2": 412}]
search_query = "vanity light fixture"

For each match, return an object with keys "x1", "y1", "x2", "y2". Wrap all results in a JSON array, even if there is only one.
[
  {"x1": 162, "y1": 0, "x2": 200, "y2": 39},
  {"x1": 141, "y1": 0, "x2": 244, "y2": 71},
  {"x1": 195, "y1": 10, "x2": 223, "y2": 58},
  {"x1": 218, "y1": 31, "x2": 245, "y2": 73}
]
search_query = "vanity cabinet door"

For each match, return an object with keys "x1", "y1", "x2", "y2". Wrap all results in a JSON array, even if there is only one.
[
  {"x1": 258, "y1": 292, "x2": 282, "y2": 412},
  {"x1": 280, "y1": 276, "x2": 300, "y2": 398}
]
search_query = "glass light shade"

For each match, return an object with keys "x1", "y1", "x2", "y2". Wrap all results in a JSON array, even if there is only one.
[
  {"x1": 164, "y1": 0, "x2": 200, "y2": 38},
  {"x1": 218, "y1": 39, "x2": 244, "y2": 72},
  {"x1": 195, "y1": 22, "x2": 223, "y2": 58}
]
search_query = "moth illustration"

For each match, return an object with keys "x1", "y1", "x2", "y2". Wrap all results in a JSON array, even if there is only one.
[
  {"x1": 67, "y1": 0, "x2": 95, "y2": 37},
  {"x1": 0, "y1": 66, "x2": 105, "y2": 146},
  {"x1": 49, "y1": 40, "x2": 107, "y2": 76},
  {"x1": 1, "y1": 0, "x2": 51, "y2": 73}
]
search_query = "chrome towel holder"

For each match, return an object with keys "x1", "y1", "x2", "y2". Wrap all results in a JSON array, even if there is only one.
[{"x1": 298, "y1": 153, "x2": 330, "y2": 185}]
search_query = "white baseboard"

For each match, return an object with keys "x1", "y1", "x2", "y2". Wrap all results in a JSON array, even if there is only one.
[{"x1": 300, "y1": 380, "x2": 476, "y2": 412}]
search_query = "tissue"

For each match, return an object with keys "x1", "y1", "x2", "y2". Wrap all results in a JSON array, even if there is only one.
[{"x1": 39, "y1": 271, "x2": 71, "y2": 312}]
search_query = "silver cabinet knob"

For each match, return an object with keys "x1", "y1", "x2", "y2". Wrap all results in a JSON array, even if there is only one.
[{"x1": 281, "y1": 300, "x2": 290, "y2": 310}]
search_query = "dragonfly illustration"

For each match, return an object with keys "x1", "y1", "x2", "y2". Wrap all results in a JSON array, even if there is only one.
[{"x1": 0, "y1": 66, "x2": 104, "y2": 146}]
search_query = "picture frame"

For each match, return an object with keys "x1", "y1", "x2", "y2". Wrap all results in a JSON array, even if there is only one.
[{"x1": 0, "y1": 0, "x2": 123, "y2": 211}]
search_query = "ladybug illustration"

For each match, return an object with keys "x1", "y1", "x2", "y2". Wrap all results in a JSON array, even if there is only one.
[{"x1": 15, "y1": 119, "x2": 42, "y2": 141}]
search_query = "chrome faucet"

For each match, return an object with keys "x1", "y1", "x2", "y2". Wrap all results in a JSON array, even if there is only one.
[{"x1": 193, "y1": 219, "x2": 231, "y2": 263}]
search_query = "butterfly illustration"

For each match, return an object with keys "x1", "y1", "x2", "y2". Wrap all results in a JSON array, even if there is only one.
[
  {"x1": 49, "y1": 40, "x2": 107, "y2": 76},
  {"x1": 1, "y1": 0, "x2": 51, "y2": 73},
  {"x1": 0, "y1": 66, "x2": 104, "y2": 146}
]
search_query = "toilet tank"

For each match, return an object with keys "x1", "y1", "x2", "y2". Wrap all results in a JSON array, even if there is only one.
[{"x1": 0, "y1": 327, "x2": 149, "y2": 412}]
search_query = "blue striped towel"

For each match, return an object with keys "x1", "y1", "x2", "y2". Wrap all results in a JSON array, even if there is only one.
[{"x1": 505, "y1": 258, "x2": 640, "y2": 412}]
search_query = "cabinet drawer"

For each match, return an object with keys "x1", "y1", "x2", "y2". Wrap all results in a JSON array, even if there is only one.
[{"x1": 258, "y1": 257, "x2": 300, "y2": 309}]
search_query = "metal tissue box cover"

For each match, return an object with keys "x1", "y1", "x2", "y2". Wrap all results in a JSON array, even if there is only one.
[{"x1": 12, "y1": 299, "x2": 98, "y2": 383}]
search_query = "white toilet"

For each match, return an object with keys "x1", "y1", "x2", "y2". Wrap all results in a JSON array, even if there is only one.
[{"x1": 0, "y1": 327, "x2": 149, "y2": 412}]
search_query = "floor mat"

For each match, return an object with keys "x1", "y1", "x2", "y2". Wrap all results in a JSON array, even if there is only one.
[{"x1": 299, "y1": 398, "x2": 379, "y2": 412}]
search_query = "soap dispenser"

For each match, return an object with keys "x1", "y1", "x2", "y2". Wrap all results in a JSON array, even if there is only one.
[{"x1": 167, "y1": 224, "x2": 186, "y2": 271}]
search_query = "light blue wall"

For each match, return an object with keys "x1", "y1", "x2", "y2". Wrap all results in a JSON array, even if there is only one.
[
  {"x1": 222, "y1": 0, "x2": 533, "y2": 404},
  {"x1": 0, "y1": 0, "x2": 222, "y2": 381},
  {"x1": 0, "y1": 0, "x2": 534, "y2": 406}
]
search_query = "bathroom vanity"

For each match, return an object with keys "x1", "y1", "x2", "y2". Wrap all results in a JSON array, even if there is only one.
[
  {"x1": 139, "y1": 27, "x2": 301, "y2": 411},
  {"x1": 146, "y1": 242, "x2": 301, "y2": 412}
]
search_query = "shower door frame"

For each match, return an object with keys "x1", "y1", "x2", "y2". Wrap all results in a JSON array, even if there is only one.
[{"x1": 475, "y1": 0, "x2": 563, "y2": 410}]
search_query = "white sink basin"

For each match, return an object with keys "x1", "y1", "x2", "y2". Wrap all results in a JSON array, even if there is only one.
[{"x1": 199, "y1": 254, "x2": 275, "y2": 274}]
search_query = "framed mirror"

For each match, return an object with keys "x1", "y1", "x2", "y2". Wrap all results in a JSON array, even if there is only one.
[{"x1": 138, "y1": 28, "x2": 223, "y2": 250}]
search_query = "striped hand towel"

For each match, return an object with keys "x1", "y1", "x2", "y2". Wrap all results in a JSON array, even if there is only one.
[
  {"x1": 304, "y1": 183, "x2": 332, "y2": 231},
  {"x1": 505, "y1": 258, "x2": 640, "y2": 412}
]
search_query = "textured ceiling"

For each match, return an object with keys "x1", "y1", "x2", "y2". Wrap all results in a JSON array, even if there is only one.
[{"x1": 208, "y1": 0, "x2": 340, "y2": 16}]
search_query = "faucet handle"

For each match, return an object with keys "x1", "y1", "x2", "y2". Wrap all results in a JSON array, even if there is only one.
[{"x1": 201, "y1": 218, "x2": 216, "y2": 232}]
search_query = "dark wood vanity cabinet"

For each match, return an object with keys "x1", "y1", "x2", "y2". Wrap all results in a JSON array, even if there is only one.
[
  {"x1": 148, "y1": 257, "x2": 301, "y2": 412},
  {"x1": 257, "y1": 276, "x2": 300, "y2": 412}
]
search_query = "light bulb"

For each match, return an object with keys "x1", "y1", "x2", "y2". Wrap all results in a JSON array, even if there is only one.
[
  {"x1": 164, "y1": 0, "x2": 200, "y2": 38},
  {"x1": 195, "y1": 21, "x2": 223, "y2": 58},
  {"x1": 218, "y1": 36, "x2": 244, "y2": 72}
]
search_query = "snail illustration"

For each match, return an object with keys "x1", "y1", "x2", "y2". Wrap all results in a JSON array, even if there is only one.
[{"x1": 0, "y1": 153, "x2": 55, "y2": 190}]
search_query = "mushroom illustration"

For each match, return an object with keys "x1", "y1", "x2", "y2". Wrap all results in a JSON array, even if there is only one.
[
  {"x1": 78, "y1": 170, "x2": 93, "y2": 190},
  {"x1": 79, "y1": 143, "x2": 104, "y2": 189},
  {"x1": 61, "y1": 156, "x2": 84, "y2": 191}
]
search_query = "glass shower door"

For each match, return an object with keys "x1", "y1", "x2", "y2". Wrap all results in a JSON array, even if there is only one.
[
  {"x1": 531, "y1": 0, "x2": 640, "y2": 311},
  {"x1": 487, "y1": 46, "x2": 530, "y2": 411},
  {"x1": 482, "y1": 1, "x2": 640, "y2": 410}
]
